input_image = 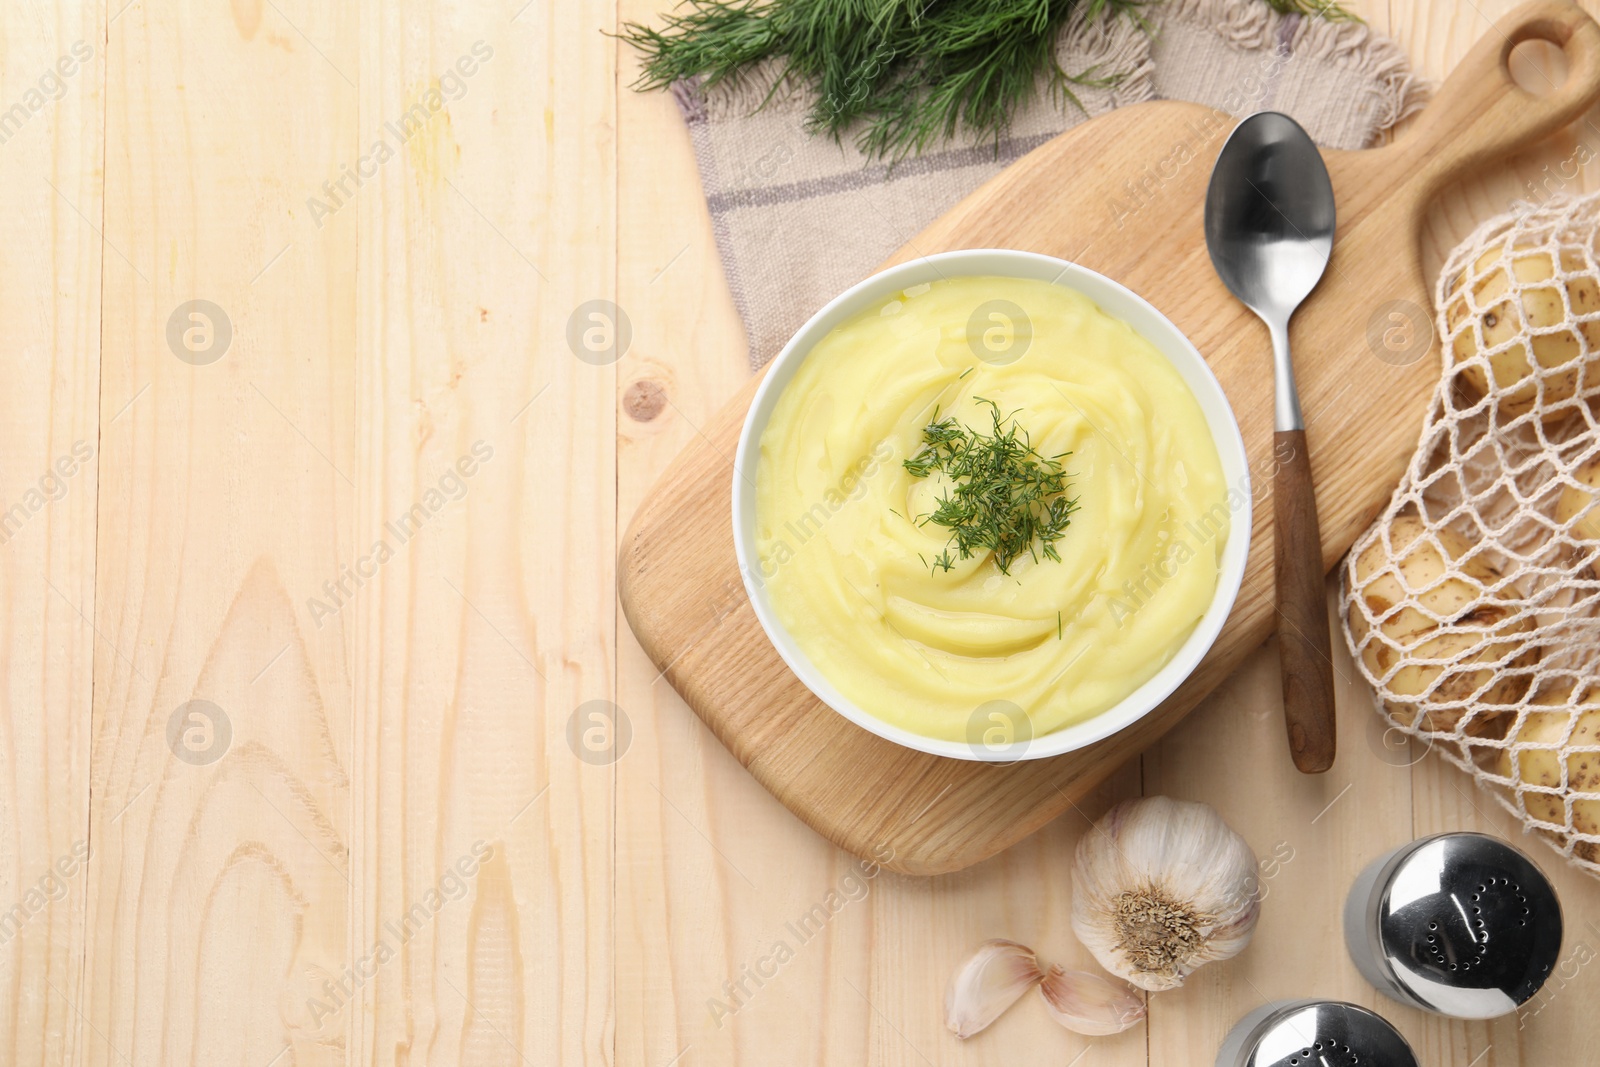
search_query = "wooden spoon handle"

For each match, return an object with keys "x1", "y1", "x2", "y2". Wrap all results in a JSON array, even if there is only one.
[
  {"x1": 1386, "y1": 0, "x2": 1600, "y2": 199},
  {"x1": 1275, "y1": 429, "x2": 1335, "y2": 774}
]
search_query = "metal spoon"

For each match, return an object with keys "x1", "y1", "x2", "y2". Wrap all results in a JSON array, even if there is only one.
[{"x1": 1204, "y1": 111, "x2": 1337, "y2": 774}]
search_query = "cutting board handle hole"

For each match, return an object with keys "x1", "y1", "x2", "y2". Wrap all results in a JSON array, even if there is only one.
[{"x1": 1509, "y1": 37, "x2": 1571, "y2": 97}]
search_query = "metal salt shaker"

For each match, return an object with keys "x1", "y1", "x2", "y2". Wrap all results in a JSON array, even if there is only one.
[
  {"x1": 1344, "y1": 832, "x2": 1563, "y2": 1019},
  {"x1": 1215, "y1": 999, "x2": 1418, "y2": 1067}
]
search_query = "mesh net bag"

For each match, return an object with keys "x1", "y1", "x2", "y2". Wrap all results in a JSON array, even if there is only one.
[{"x1": 1341, "y1": 191, "x2": 1600, "y2": 876}]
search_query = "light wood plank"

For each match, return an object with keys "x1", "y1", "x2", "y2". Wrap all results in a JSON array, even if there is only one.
[
  {"x1": 349, "y1": 1, "x2": 615, "y2": 1064},
  {"x1": 85, "y1": 2, "x2": 356, "y2": 1063},
  {"x1": 612, "y1": 2, "x2": 762, "y2": 1061},
  {"x1": 0, "y1": 2, "x2": 100, "y2": 1064}
]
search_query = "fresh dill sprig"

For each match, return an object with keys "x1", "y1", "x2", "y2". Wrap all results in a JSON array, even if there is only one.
[
  {"x1": 620, "y1": 0, "x2": 1137, "y2": 161},
  {"x1": 903, "y1": 398, "x2": 1078, "y2": 575},
  {"x1": 619, "y1": 0, "x2": 1354, "y2": 161}
]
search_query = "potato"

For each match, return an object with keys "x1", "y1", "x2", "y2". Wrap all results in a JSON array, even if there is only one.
[
  {"x1": 1445, "y1": 245, "x2": 1600, "y2": 421},
  {"x1": 1349, "y1": 514, "x2": 1536, "y2": 734},
  {"x1": 1556, "y1": 458, "x2": 1600, "y2": 541},
  {"x1": 1495, "y1": 684, "x2": 1600, "y2": 862}
]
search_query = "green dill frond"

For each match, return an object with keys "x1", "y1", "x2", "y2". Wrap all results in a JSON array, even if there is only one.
[
  {"x1": 620, "y1": 0, "x2": 1145, "y2": 161},
  {"x1": 903, "y1": 397, "x2": 1079, "y2": 575},
  {"x1": 619, "y1": 0, "x2": 1355, "y2": 161}
]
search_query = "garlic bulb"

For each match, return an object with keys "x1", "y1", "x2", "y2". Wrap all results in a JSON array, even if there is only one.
[
  {"x1": 1070, "y1": 796, "x2": 1260, "y2": 991},
  {"x1": 1038, "y1": 965, "x2": 1145, "y2": 1035},
  {"x1": 944, "y1": 939, "x2": 1044, "y2": 1038}
]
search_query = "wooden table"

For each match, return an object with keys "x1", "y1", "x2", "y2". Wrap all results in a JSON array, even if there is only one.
[{"x1": 2, "y1": 1, "x2": 1596, "y2": 1064}]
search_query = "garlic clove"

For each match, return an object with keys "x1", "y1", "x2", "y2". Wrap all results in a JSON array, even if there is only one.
[
  {"x1": 1038, "y1": 965, "x2": 1146, "y2": 1035},
  {"x1": 1070, "y1": 796, "x2": 1261, "y2": 992},
  {"x1": 944, "y1": 939, "x2": 1045, "y2": 1038}
]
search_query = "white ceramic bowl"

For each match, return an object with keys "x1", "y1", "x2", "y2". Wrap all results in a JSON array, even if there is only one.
[{"x1": 731, "y1": 249, "x2": 1251, "y2": 761}]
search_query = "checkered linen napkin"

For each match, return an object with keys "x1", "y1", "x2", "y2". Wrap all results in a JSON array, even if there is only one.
[{"x1": 669, "y1": 0, "x2": 1428, "y2": 368}]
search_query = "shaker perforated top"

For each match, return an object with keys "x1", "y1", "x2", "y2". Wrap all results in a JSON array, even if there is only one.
[
  {"x1": 1345, "y1": 832, "x2": 1563, "y2": 1019},
  {"x1": 1215, "y1": 1000, "x2": 1418, "y2": 1067}
]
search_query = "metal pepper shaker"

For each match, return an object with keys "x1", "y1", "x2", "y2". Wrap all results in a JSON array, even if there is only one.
[
  {"x1": 1343, "y1": 832, "x2": 1563, "y2": 1019},
  {"x1": 1215, "y1": 999, "x2": 1418, "y2": 1067}
]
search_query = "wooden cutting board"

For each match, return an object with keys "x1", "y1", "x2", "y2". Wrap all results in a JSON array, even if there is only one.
[{"x1": 619, "y1": 0, "x2": 1600, "y2": 875}]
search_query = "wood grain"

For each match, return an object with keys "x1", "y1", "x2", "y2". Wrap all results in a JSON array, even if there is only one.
[
  {"x1": 618, "y1": 0, "x2": 1600, "y2": 876},
  {"x1": 348, "y1": 2, "x2": 615, "y2": 1063},
  {"x1": 0, "y1": 3, "x2": 99, "y2": 1064},
  {"x1": 1275, "y1": 428, "x2": 1338, "y2": 773},
  {"x1": 612, "y1": 9, "x2": 766, "y2": 1062},
  {"x1": 84, "y1": 3, "x2": 357, "y2": 1065}
]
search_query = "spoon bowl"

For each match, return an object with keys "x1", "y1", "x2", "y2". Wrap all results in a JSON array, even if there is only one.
[{"x1": 1205, "y1": 112, "x2": 1336, "y2": 323}]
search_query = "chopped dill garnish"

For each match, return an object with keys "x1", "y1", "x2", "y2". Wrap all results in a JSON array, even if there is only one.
[
  {"x1": 1057, "y1": 611, "x2": 1062, "y2": 640},
  {"x1": 903, "y1": 397, "x2": 1078, "y2": 575},
  {"x1": 958, "y1": 366, "x2": 974, "y2": 379}
]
